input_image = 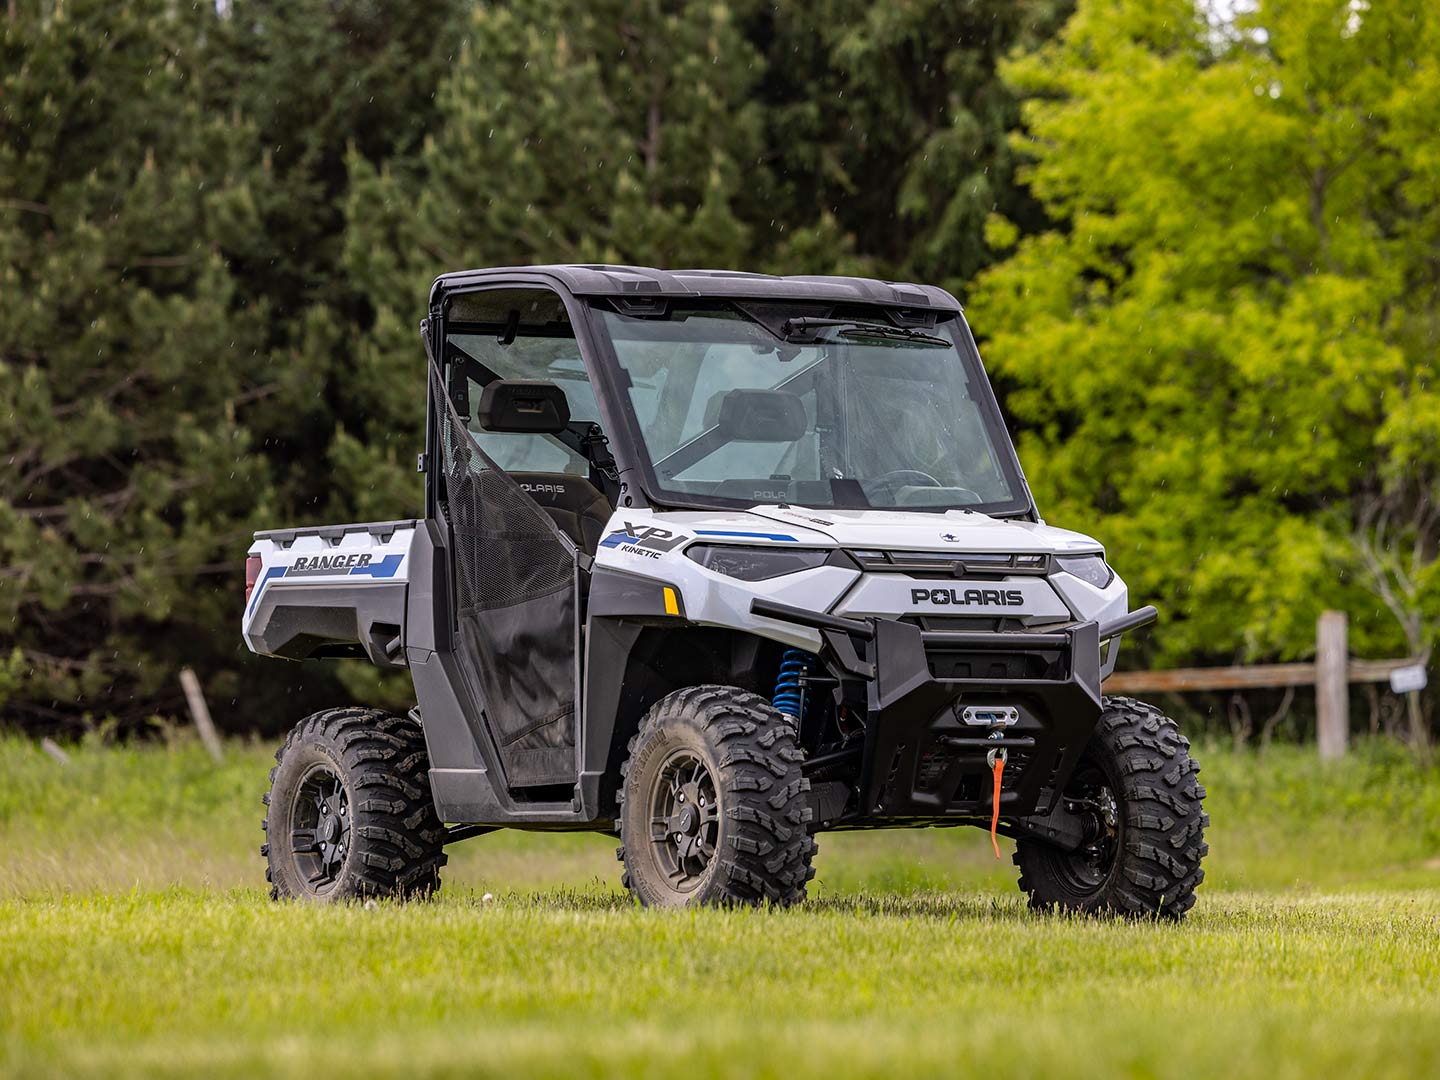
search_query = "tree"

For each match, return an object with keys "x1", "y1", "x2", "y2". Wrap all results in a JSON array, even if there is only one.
[
  {"x1": 969, "y1": 0, "x2": 1440, "y2": 714},
  {"x1": 191, "y1": 0, "x2": 466, "y2": 523},
  {"x1": 760, "y1": 0, "x2": 1072, "y2": 292},
  {"x1": 0, "y1": 0, "x2": 289, "y2": 728}
]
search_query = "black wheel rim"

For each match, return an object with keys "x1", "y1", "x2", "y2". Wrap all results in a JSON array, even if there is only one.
[
  {"x1": 647, "y1": 750, "x2": 720, "y2": 894},
  {"x1": 1056, "y1": 759, "x2": 1122, "y2": 894},
  {"x1": 290, "y1": 763, "x2": 350, "y2": 893}
]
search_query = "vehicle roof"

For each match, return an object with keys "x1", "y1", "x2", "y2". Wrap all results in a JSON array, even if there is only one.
[{"x1": 429, "y1": 264, "x2": 962, "y2": 312}]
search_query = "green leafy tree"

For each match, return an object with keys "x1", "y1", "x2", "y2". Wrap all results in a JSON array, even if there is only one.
[{"x1": 970, "y1": 0, "x2": 1440, "y2": 717}]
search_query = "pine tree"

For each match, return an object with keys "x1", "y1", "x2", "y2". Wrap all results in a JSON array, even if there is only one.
[
  {"x1": 0, "y1": 0, "x2": 279, "y2": 727},
  {"x1": 759, "y1": 0, "x2": 1072, "y2": 290}
]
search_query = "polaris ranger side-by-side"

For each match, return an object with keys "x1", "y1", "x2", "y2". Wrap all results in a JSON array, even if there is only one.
[{"x1": 246, "y1": 265, "x2": 1208, "y2": 916}]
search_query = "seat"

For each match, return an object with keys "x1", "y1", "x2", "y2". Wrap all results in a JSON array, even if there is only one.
[{"x1": 508, "y1": 472, "x2": 612, "y2": 553}]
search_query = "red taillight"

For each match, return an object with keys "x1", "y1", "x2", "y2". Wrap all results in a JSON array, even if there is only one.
[{"x1": 245, "y1": 555, "x2": 262, "y2": 603}]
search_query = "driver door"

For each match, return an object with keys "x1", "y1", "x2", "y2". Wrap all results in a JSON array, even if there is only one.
[{"x1": 431, "y1": 288, "x2": 611, "y2": 790}]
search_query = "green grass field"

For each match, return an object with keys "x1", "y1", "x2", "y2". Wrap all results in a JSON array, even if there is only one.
[{"x1": 1, "y1": 735, "x2": 1438, "y2": 1078}]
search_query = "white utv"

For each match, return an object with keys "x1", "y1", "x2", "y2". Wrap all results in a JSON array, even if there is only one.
[{"x1": 244, "y1": 265, "x2": 1208, "y2": 917}]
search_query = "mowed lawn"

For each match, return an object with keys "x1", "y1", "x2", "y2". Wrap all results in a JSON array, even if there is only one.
[{"x1": 1, "y1": 737, "x2": 1438, "y2": 1078}]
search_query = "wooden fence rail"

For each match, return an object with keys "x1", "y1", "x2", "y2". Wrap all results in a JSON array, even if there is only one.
[
  {"x1": 1100, "y1": 610, "x2": 1425, "y2": 759},
  {"x1": 1102, "y1": 658, "x2": 1416, "y2": 693}
]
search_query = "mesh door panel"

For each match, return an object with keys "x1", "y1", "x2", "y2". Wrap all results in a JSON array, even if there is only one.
[{"x1": 433, "y1": 365, "x2": 578, "y2": 787}]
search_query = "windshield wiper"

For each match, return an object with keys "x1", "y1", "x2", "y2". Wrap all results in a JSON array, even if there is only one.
[{"x1": 779, "y1": 316, "x2": 949, "y2": 347}]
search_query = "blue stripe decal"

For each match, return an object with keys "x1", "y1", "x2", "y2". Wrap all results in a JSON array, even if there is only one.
[
  {"x1": 598, "y1": 532, "x2": 642, "y2": 548},
  {"x1": 349, "y1": 554, "x2": 404, "y2": 578},
  {"x1": 246, "y1": 566, "x2": 287, "y2": 618},
  {"x1": 694, "y1": 529, "x2": 799, "y2": 542}
]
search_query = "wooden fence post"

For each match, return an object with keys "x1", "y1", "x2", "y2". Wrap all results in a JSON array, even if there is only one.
[
  {"x1": 1316, "y1": 611, "x2": 1349, "y2": 761},
  {"x1": 179, "y1": 667, "x2": 225, "y2": 764}
]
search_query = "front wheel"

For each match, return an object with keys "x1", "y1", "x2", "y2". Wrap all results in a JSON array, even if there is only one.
[
  {"x1": 617, "y1": 686, "x2": 817, "y2": 908},
  {"x1": 1014, "y1": 696, "x2": 1208, "y2": 919}
]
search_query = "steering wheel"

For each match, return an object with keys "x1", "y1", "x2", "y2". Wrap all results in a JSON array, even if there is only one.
[{"x1": 866, "y1": 469, "x2": 942, "y2": 500}]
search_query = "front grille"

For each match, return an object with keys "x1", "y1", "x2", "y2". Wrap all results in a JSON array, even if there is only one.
[
  {"x1": 848, "y1": 550, "x2": 1052, "y2": 578},
  {"x1": 926, "y1": 650, "x2": 1064, "y2": 681}
]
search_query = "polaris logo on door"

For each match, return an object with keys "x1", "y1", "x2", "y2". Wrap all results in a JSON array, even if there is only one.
[{"x1": 911, "y1": 587, "x2": 1025, "y2": 607}]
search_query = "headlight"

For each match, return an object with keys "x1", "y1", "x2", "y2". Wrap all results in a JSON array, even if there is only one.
[
  {"x1": 685, "y1": 544, "x2": 830, "y2": 581},
  {"x1": 1055, "y1": 553, "x2": 1113, "y2": 588}
]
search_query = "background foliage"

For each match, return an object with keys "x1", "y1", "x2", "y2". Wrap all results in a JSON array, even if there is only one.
[{"x1": 2, "y1": 0, "x2": 1437, "y2": 739}]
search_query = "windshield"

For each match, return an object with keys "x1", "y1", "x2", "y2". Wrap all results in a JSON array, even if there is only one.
[{"x1": 596, "y1": 303, "x2": 1028, "y2": 513}]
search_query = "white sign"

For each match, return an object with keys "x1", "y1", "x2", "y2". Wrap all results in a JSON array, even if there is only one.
[{"x1": 1389, "y1": 664, "x2": 1428, "y2": 695}]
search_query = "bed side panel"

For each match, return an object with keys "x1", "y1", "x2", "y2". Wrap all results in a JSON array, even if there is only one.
[{"x1": 242, "y1": 521, "x2": 418, "y2": 667}]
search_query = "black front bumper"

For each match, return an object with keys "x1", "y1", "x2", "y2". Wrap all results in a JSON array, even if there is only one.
[
  {"x1": 752, "y1": 600, "x2": 1105, "y2": 823},
  {"x1": 859, "y1": 617, "x2": 1102, "y2": 820}
]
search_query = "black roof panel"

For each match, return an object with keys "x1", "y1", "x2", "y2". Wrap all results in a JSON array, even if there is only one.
[{"x1": 429, "y1": 264, "x2": 962, "y2": 311}]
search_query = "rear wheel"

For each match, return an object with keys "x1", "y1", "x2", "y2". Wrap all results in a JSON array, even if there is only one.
[
  {"x1": 1014, "y1": 696, "x2": 1208, "y2": 919},
  {"x1": 617, "y1": 686, "x2": 817, "y2": 908},
  {"x1": 262, "y1": 707, "x2": 447, "y2": 902}
]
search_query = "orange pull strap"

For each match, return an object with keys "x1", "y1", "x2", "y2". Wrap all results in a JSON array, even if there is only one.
[{"x1": 988, "y1": 748, "x2": 1007, "y2": 859}]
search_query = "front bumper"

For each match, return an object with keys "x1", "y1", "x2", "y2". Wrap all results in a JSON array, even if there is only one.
[
  {"x1": 861, "y1": 617, "x2": 1102, "y2": 819},
  {"x1": 752, "y1": 600, "x2": 1108, "y2": 822}
]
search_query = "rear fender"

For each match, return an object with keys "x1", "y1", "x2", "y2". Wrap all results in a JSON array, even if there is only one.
[{"x1": 242, "y1": 520, "x2": 417, "y2": 667}]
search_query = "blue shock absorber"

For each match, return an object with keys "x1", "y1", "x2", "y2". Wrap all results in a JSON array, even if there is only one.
[{"x1": 773, "y1": 648, "x2": 818, "y2": 721}]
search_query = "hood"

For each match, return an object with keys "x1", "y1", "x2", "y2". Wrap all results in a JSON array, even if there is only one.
[{"x1": 742, "y1": 505, "x2": 1104, "y2": 555}]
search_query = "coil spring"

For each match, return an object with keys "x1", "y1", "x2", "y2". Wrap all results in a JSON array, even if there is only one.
[{"x1": 772, "y1": 648, "x2": 818, "y2": 721}]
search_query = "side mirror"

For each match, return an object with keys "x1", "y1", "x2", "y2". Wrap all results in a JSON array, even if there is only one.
[
  {"x1": 477, "y1": 379, "x2": 571, "y2": 434},
  {"x1": 715, "y1": 388, "x2": 807, "y2": 443}
]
